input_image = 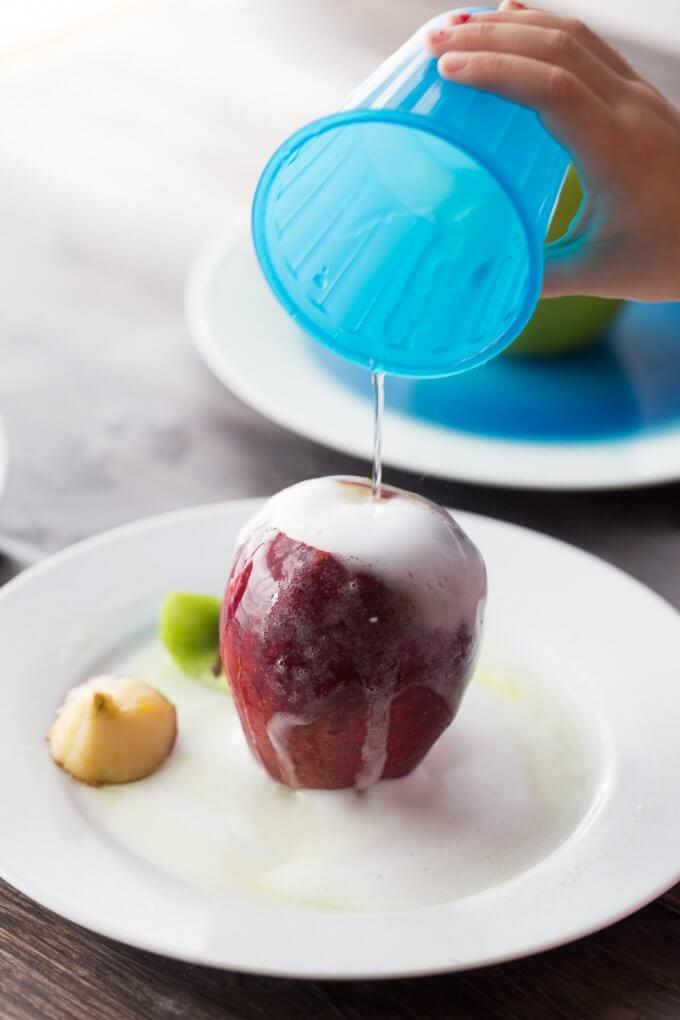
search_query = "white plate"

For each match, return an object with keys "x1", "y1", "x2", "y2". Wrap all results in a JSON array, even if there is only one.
[
  {"x1": 1, "y1": 500, "x2": 680, "y2": 978},
  {"x1": 186, "y1": 224, "x2": 680, "y2": 491},
  {"x1": 0, "y1": 416, "x2": 8, "y2": 503}
]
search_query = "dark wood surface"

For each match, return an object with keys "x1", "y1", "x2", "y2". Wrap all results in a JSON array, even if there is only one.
[{"x1": 1, "y1": 2, "x2": 680, "y2": 1017}]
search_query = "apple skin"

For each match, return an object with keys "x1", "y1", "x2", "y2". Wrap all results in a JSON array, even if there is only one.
[
  {"x1": 507, "y1": 166, "x2": 623, "y2": 358},
  {"x1": 220, "y1": 481, "x2": 485, "y2": 790}
]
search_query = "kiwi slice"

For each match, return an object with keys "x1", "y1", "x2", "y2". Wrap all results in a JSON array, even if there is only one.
[{"x1": 159, "y1": 591, "x2": 227, "y2": 691}]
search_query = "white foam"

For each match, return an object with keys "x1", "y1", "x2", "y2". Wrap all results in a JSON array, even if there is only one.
[
  {"x1": 240, "y1": 476, "x2": 486, "y2": 632},
  {"x1": 266, "y1": 712, "x2": 303, "y2": 789},
  {"x1": 355, "y1": 689, "x2": 392, "y2": 791},
  {"x1": 77, "y1": 642, "x2": 598, "y2": 914}
]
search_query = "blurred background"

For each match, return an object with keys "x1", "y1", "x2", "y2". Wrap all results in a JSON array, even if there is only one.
[{"x1": 1, "y1": 0, "x2": 679, "y2": 559}]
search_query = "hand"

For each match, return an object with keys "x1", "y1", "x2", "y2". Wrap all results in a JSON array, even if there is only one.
[{"x1": 426, "y1": 1, "x2": 680, "y2": 302}]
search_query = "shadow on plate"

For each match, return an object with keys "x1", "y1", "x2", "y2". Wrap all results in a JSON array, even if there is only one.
[{"x1": 311, "y1": 302, "x2": 680, "y2": 443}]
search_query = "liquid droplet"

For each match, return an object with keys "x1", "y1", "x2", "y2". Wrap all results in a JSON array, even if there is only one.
[{"x1": 312, "y1": 266, "x2": 330, "y2": 290}]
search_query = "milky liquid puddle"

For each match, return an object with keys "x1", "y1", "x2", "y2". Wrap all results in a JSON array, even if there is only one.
[{"x1": 75, "y1": 641, "x2": 599, "y2": 914}]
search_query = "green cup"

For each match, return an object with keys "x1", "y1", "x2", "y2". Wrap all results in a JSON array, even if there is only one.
[{"x1": 507, "y1": 167, "x2": 623, "y2": 358}]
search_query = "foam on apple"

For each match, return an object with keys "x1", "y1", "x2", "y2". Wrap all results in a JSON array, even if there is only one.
[{"x1": 221, "y1": 477, "x2": 486, "y2": 790}]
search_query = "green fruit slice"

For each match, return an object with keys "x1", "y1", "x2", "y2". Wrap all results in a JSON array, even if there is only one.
[{"x1": 159, "y1": 591, "x2": 227, "y2": 691}]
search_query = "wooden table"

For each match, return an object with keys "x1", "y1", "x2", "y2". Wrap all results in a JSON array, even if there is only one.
[{"x1": 1, "y1": 3, "x2": 679, "y2": 1016}]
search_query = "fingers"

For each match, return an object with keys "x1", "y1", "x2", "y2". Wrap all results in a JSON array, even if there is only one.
[
  {"x1": 433, "y1": 48, "x2": 613, "y2": 166},
  {"x1": 427, "y1": 20, "x2": 624, "y2": 104},
  {"x1": 425, "y1": 4, "x2": 639, "y2": 83},
  {"x1": 541, "y1": 203, "x2": 628, "y2": 299},
  {"x1": 541, "y1": 248, "x2": 612, "y2": 298},
  {"x1": 486, "y1": 3, "x2": 639, "y2": 80},
  {"x1": 542, "y1": 209, "x2": 600, "y2": 297}
]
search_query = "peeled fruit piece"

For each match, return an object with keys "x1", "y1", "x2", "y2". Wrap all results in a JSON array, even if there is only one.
[
  {"x1": 160, "y1": 591, "x2": 226, "y2": 689},
  {"x1": 221, "y1": 476, "x2": 486, "y2": 790},
  {"x1": 48, "y1": 676, "x2": 177, "y2": 785}
]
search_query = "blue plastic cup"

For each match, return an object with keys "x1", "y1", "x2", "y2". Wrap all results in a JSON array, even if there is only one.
[{"x1": 252, "y1": 8, "x2": 570, "y2": 378}]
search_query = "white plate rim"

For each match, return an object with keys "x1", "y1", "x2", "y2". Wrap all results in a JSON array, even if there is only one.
[
  {"x1": 0, "y1": 415, "x2": 9, "y2": 504},
  {"x1": 186, "y1": 219, "x2": 680, "y2": 492},
  {"x1": 1, "y1": 500, "x2": 680, "y2": 978}
]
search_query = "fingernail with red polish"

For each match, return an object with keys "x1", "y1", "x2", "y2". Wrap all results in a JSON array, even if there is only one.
[
  {"x1": 452, "y1": 12, "x2": 473, "y2": 24},
  {"x1": 431, "y1": 28, "x2": 452, "y2": 42},
  {"x1": 508, "y1": 1, "x2": 527, "y2": 8}
]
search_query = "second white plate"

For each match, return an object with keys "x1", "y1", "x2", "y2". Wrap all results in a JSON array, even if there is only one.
[{"x1": 186, "y1": 223, "x2": 680, "y2": 491}]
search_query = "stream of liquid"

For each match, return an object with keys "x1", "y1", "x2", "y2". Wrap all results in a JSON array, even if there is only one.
[{"x1": 371, "y1": 370, "x2": 385, "y2": 498}]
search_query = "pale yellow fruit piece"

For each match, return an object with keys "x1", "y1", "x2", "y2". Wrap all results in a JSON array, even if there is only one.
[{"x1": 48, "y1": 676, "x2": 177, "y2": 785}]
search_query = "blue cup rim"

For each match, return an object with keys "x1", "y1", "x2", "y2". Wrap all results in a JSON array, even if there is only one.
[{"x1": 252, "y1": 107, "x2": 546, "y2": 378}]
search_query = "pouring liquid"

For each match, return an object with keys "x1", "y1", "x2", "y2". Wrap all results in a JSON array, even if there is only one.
[{"x1": 371, "y1": 370, "x2": 385, "y2": 498}]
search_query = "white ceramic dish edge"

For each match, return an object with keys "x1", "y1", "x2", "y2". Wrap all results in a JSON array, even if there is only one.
[
  {"x1": 1, "y1": 501, "x2": 680, "y2": 978},
  {"x1": 186, "y1": 217, "x2": 680, "y2": 492}
]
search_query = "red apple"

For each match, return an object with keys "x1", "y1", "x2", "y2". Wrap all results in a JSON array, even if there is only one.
[{"x1": 220, "y1": 477, "x2": 486, "y2": 790}]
